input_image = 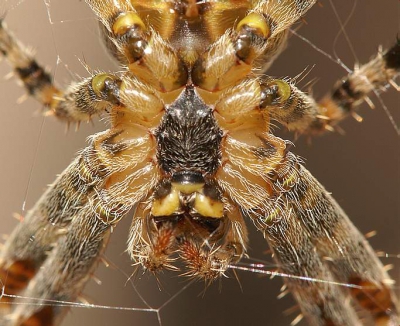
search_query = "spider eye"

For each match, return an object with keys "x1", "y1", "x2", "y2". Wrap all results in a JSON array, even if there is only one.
[{"x1": 260, "y1": 79, "x2": 291, "y2": 107}]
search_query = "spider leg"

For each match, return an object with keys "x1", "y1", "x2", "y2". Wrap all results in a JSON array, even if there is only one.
[
  {"x1": 250, "y1": 152, "x2": 398, "y2": 325},
  {"x1": 0, "y1": 155, "x2": 96, "y2": 312},
  {"x1": 0, "y1": 76, "x2": 162, "y2": 324},
  {"x1": 259, "y1": 41, "x2": 400, "y2": 134},
  {"x1": 0, "y1": 20, "x2": 57, "y2": 110},
  {"x1": 316, "y1": 41, "x2": 400, "y2": 133},
  {"x1": 290, "y1": 165, "x2": 398, "y2": 324},
  {"x1": 7, "y1": 206, "x2": 110, "y2": 326},
  {"x1": 86, "y1": 0, "x2": 187, "y2": 92},
  {"x1": 215, "y1": 41, "x2": 399, "y2": 136},
  {"x1": 191, "y1": 0, "x2": 316, "y2": 91},
  {"x1": 0, "y1": 21, "x2": 127, "y2": 124},
  {"x1": 253, "y1": 199, "x2": 362, "y2": 325},
  {"x1": 216, "y1": 80, "x2": 398, "y2": 323}
]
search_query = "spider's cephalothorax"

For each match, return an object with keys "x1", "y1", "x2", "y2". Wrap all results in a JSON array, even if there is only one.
[{"x1": 0, "y1": 1, "x2": 399, "y2": 325}]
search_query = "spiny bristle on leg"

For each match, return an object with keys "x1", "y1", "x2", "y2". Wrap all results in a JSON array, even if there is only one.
[
  {"x1": 178, "y1": 240, "x2": 228, "y2": 280},
  {"x1": 139, "y1": 224, "x2": 177, "y2": 273}
]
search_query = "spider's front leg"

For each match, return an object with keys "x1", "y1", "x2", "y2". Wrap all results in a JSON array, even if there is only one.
[
  {"x1": 191, "y1": 0, "x2": 317, "y2": 91},
  {"x1": 86, "y1": 0, "x2": 187, "y2": 93}
]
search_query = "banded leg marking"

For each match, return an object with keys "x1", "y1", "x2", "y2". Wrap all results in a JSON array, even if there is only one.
[
  {"x1": 86, "y1": 0, "x2": 187, "y2": 92},
  {"x1": 0, "y1": 21, "x2": 130, "y2": 123},
  {"x1": 253, "y1": 153, "x2": 399, "y2": 325},
  {"x1": 8, "y1": 207, "x2": 110, "y2": 326},
  {"x1": 261, "y1": 201, "x2": 362, "y2": 326},
  {"x1": 259, "y1": 42, "x2": 400, "y2": 134}
]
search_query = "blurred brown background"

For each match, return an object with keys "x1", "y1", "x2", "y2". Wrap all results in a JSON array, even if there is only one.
[{"x1": 0, "y1": 1, "x2": 399, "y2": 325}]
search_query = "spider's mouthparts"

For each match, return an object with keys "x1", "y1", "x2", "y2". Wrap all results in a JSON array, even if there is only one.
[
  {"x1": 142, "y1": 214, "x2": 232, "y2": 280},
  {"x1": 135, "y1": 171, "x2": 239, "y2": 278}
]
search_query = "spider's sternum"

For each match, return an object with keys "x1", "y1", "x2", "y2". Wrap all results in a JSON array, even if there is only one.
[{"x1": 155, "y1": 87, "x2": 222, "y2": 175}]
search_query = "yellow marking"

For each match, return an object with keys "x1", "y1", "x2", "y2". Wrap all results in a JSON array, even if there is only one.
[
  {"x1": 91, "y1": 73, "x2": 115, "y2": 97},
  {"x1": 171, "y1": 182, "x2": 204, "y2": 194},
  {"x1": 264, "y1": 206, "x2": 282, "y2": 224},
  {"x1": 151, "y1": 188, "x2": 180, "y2": 216},
  {"x1": 237, "y1": 12, "x2": 270, "y2": 38},
  {"x1": 112, "y1": 12, "x2": 146, "y2": 36},
  {"x1": 79, "y1": 160, "x2": 93, "y2": 183},
  {"x1": 282, "y1": 170, "x2": 297, "y2": 189},
  {"x1": 272, "y1": 79, "x2": 291, "y2": 102},
  {"x1": 193, "y1": 194, "x2": 224, "y2": 218}
]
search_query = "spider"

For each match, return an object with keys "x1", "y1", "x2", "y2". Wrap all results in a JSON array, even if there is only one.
[{"x1": 0, "y1": 0, "x2": 398, "y2": 326}]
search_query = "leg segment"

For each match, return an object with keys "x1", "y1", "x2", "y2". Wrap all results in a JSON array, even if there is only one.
[
  {"x1": 86, "y1": 0, "x2": 187, "y2": 92},
  {"x1": 7, "y1": 207, "x2": 109, "y2": 326},
  {"x1": 249, "y1": 151, "x2": 398, "y2": 325},
  {"x1": 0, "y1": 76, "x2": 163, "y2": 323},
  {"x1": 0, "y1": 144, "x2": 106, "y2": 316},
  {"x1": 222, "y1": 140, "x2": 362, "y2": 324},
  {"x1": 259, "y1": 200, "x2": 362, "y2": 325},
  {"x1": 1, "y1": 11, "x2": 176, "y2": 124},
  {"x1": 0, "y1": 20, "x2": 59, "y2": 111},
  {"x1": 259, "y1": 41, "x2": 400, "y2": 134},
  {"x1": 317, "y1": 41, "x2": 400, "y2": 133},
  {"x1": 0, "y1": 20, "x2": 127, "y2": 123},
  {"x1": 287, "y1": 164, "x2": 399, "y2": 324},
  {"x1": 191, "y1": 0, "x2": 316, "y2": 91},
  {"x1": 0, "y1": 16, "x2": 169, "y2": 124},
  {"x1": 215, "y1": 41, "x2": 399, "y2": 136}
]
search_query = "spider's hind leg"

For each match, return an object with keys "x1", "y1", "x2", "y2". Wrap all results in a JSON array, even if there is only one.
[
  {"x1": 250, "y1": 151, "x2": 398, "y2": 325},
  {"x1": 0, "y1": 74, "x2": 161, "y2": 325},
  {"x1": 0, "y1": 147, "x2": 103, "y2": 317},
  {"x1": 8, "y1": 206, "x2": 111, "y2": 326}
]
